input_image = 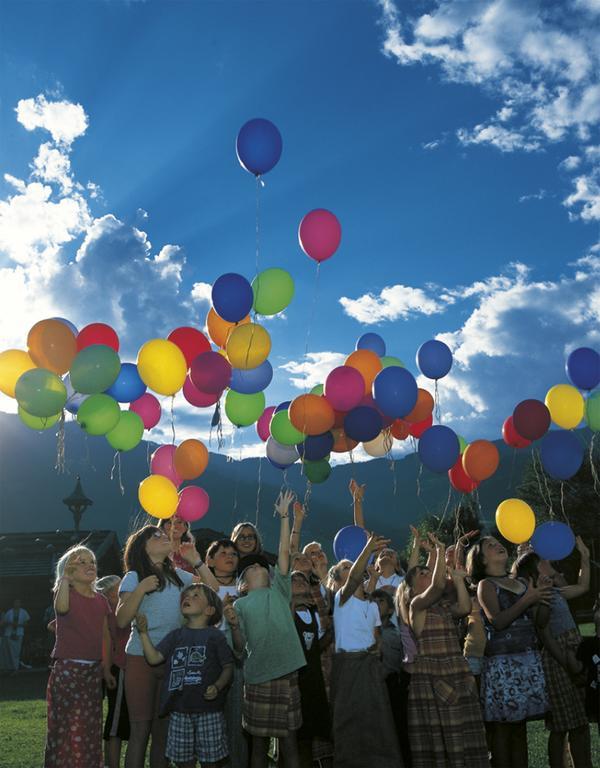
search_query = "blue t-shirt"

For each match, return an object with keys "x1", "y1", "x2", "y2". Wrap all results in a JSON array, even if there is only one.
[{"x1": 156, "y1": 626, "x2": 234, "y2": 715}]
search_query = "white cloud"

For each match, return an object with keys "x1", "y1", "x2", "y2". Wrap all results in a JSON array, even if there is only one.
[
  {"x1": 422, "y1": 139, "x2": 441, "y2": 150},
  {"x1": 190, "y1": 281, "x2": 213, "y2": 304},
  {"x1": 518, "y1": 189, "x2": 548, "y2": 203},
  {"x1": 563, "y1": 172, "x2": 600, "y2": 221},
  {"x1": 16, "y1": 95, "x2": 88, "y2": 145},
  {"x1": 340, "y1": 284, "x2": 448, "y2": 324},
  {"x1": 560, "y1": 156, "x2": 582, "y2": 171},
  {"x1": 280, "y1": 352, "x2": 347, "y2": 390},
  {"x1": 457, "y1": 123, "x2": 541, "y2": 152}
]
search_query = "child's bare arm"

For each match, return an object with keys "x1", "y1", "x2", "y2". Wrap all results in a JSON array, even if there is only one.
[
  {"x1": 410, "y1": 534, "x2": 446, "y2": 614},
  {"x1": 449, "y1": 567, "x2": 471, "y2": 617},
  {"x1": 102, "y1": 617, "x2": 116, "y2": 689},
  {"x1": 204, "y1": 663, "x2": 234, "y2": 700},
  {"x1": 559, "y1": 537, "x2": 590, "y2": 600},
  {"x1": 275, "y1": 489, "x2": 295, "y2": 575},
  {"x1": 339, "y1": 532, "x2": 390, "y2": 606},
  {"x1": 349, "y1": 479, "x2": 366, "y2": 528},
  {"x1": 54, "y1": 568, "x2": 74, "y2": 615},
  {"x1": 135, "y1": 613, "x2": 165, "y2": 665},
  {"x1": 223, "y1": 596, "x2": 245, "y2": 656}
]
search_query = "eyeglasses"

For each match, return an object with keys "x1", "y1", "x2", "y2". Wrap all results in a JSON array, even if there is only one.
[
  {"x1": 150, "y1": 530, "x2": 169, "y2": 539},
  {"x1": 237, "y1": 534, "x2": 257, "y2": 542}
]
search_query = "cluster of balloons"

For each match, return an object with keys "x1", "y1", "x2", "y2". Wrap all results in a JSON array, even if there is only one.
[{"x1": 496, "y1": 499, "x2": 576, "y2": 560}]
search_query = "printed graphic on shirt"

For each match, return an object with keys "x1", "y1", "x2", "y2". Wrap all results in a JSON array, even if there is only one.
[
  {"x1": 168, "y1": 645, "x2": 207, "y2": 691},
  {"x1": 303, "y1": 631, "x2": 315, "y2": 651}
]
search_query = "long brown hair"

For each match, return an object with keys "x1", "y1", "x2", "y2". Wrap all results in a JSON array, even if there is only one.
[{"x1": 123, "y1": 526, "x2": 184, "y2": 591}]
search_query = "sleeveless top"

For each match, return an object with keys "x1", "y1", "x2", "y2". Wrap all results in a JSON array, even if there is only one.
[
  {"x1": 549, "y1": 589, "x2": 576, "y2": 637},
  {"x1": 483, "y1": 578, "x2": 539, "y2": 656}
]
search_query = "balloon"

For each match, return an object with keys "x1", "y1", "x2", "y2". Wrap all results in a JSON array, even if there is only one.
[
  {"x1": 230, "y1": 360, "x2": 273, "y2": 394},
  {"x1": 502, "y1": 416, "x2": 531, "y2": 449},
  {"x1": 404, "y1": 388, "x2": 434, "y2": 423},
  {"x1": 462, "y1": 440, "x2": 500, "y2": 482},
  {"x1": 226, "y1": 324, "x2": 271, "y2": 369},
  {"x1": 15, "y1": 368, "x2": 66, "y2": 417},
  {"x1": 174, "y1": 439, "x2": 209, "y2": 481},
  {"x1": 138, "y1": 475, "x2": 178, "y2": 520},
  {"x1": 345, "y1": 350, "x2": 382, "y2": 395},
  {"x1": 151, "y1": 444, "x2": 182, "y2": 487},
  {"x1": 190, "y1": 351, "x2": 232, "y2": 394},
  {"x1": 275, "y1": 400, "x2": 291, "y2": 413},
  {"x1": 359, "y1": 394, "x2": 393, "y2": 428},
  {"x1": 303, "y1": 459, "x2": 331, "y2": 484},
  {"x1": 416, "y1": 340, "x2": 453, "y2": 380},
  {"x1": 298, "y1": 209, "x2": 341, "y2": 263},
  {"x1": 183, "y1": 375, "x2": 222, "y2": 408},
  {"x1": 363, "y1": 430, "x2": 393, "y2": 457},
  {"x1": 584, "y1": 391, "x2": 600, "y2": 432},
  {"x1": 409, "y1": 414, "x2": 433, "y2": 439},
  {"x1": 457, "y1": 435, "x2": 468, "y2": 454},
  {"x1": 531, "y1": 521, "x2": 576, "y2": 560},
  {"x1": 266, "y1": 437, "x2": 299, "y2": 467},
  {"x1": 177, "y1": 485, "x2": 210, "y2": 523},
  {"x1": 225, "y1": 390, "x2": 265, "y2": 427},
  {"x1": 77, "y1": 323, "x2": 119, "y2": 352},
  {"x1": 52, "y1": 317, "x2": 78, "y2": 335},
  {"x1": 566, "y1": 347, "x2": 600, "y2": 391},
  {"x1": 356, "y1": 333, "x2": 386, "y2": 357},
  {"x1": 137, "y1": 339, "x2": 187, "y2": 396},
  {"x1": 77, "y1": 394, "x2": 121, "y2": 435},
  {"x1": 381, "y1": 356, "x2": 404, "y2": 368},
  {"x1": 545, "y1": 384, "x2": 585, "y2": 430},
  {"x1": 105, "y1": 362, "x2": 146, "y2": 403},
  {"x1": 130, "y1": 392, "x2": 161, "y2": 429},
  {"x1": 167, "y1": 327, "x2": 211, "y2": 367},
  {"x1": 540, "y1": 430, "x2": 584, "y2": 480},
  {"x1": 333, "y1": 525, "x2": 368, "y2": 562},
  {"x1": 289, "y1": 394, "x2": 335, "y2": 436},
  {"x1": 331, "y1": 428, "x2": 359, "y2": 453},
  {"x1": 70, "y1": 344, "x2": 121, "y2": 395},
  {"x1": 64, "y1": 374, "x2": 89, "y2": 415},
  {"x1": 18, "y1": 407, "x2": 60, "y2": 431},
  {"x1": 372, "y1": 366, "x2": 418, "y2": 419},
  {"x1": 251, "y1": 268, "x2": 294, "y2": 315},
  {"x1": 236, "y1": 118, "x2": 282, "y2": 176},
  {"x1": 212, "y1": 273, "x2": 254, "y2": 323},
  {"x1": 298, "y1": 431, "x2": 335, "y2": 461},
  {"x1": 344, "y1": 406, "x2": 383, "y2": 443},
  {"x1": 256, "y1": 405, "x2": 276, "y2": 442},
  {"x1": 391, "y1": 419, "x2": 410, "y2": 440},
  {"x1": 418, "y1": 425, "x2": 460, "y2": 473},
  {"x1": 27, "y1": 318, "x2": 76, "y2": 375},
  {"x1": 205, "y1": 308, "x2": 251, "y2": 348},
  {"x1": 270, "y1": 409, "x2": 305, "y2": 445},
  {"x1": 324, "y1": 366, "x2": 365, "y2": 411},
  {"x1": 512, "y1": 399, "x2": 551, "y2": 441},
  {"x1": 106, "y1": 411, "x2": 144, "y2": 451},
  {"x1": 310, "y1": 384, "x2": 324, "y2": 395},
  {"x1": 495, "y1": 499, "x2": 536, "y2": 544},
  {"x1": 0, "y1": 349, "x2": 36, "y2": 397},
  {"x1": 448, "y1": 459, "x2": 478, "y2": 494}
]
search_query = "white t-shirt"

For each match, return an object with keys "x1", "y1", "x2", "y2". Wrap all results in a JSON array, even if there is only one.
[
  {"x1": 333, "y1": 592, "x2": 381, "y2": 652},
  {"x1": 3, "y1": 608, "x2": 30, "y2": 638},
  {"x1": 376, "y1": 573, "x2": 404, "y2": 590}
]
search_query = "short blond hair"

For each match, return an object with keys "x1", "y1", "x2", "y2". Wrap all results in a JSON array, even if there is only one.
[{"x1": 53, "y1": 545, "x2": 96, "y2": 591}]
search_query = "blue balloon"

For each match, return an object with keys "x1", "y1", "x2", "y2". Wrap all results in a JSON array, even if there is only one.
[
  {"x1": 52, "y1": 317, "x2": 78, "y2": 335},
  {"x1": 275, "y1": 400, "x2": 291, "y2": 413},
  {"x1": 297, "y1": 431, "x2": 334, "y2": 461},
  {"x1": 418, "y1": 425, "x2": 459, "y2": 473},
  {"x1": 372, "y1": 366, "x2": 418, "y2": 418},
  {"x1": 566, "y1": 347, "x2": 600, "y2": 391},
  {"x1": 540, "y1": 430, "x2": 584, "y2": 480},
  {"x1": 356, "y1": 332, "x2": 386, "y2": 357},
  {"x1": 230, "y1": 360, "x2": 273, "y2": 394},
  {"x1": 236, "y1": 118, "x2": 283, "y2": 176},
  {"x1": 211, "y1": 273, "x2": 254, "y2": 323},
  {"x1": 344, "y1": 406, "x2": 383, "y2": 442},
  {"x1": 531, "y1": 521, "x2": 575, "y2": 561},
  {"x1": 416, "y1": 339, "x2": 453, "y2": 380},
  {"x1": 333, "y1": 525, "x2": 368, "y2": 562},
  {"x1": 105, "y1": 363, "x2": 147, "y2": 403},
  {"x1": 63, "y1": 374, "x2": 88, "y2": 415}
]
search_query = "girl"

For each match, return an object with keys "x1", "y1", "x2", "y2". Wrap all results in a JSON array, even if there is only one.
[
  {"x1": 470, "y1": 536, "x2": 552, "y2": 768},
  {"x1": 231, "y1": 521, "x2": 273, "y2": 562},
  {"x1": 158, "y1": 514, "x2": 196, "y2": 573},
  {"x1": 365, "y1": 548, "x2": 405, "y2": 594},
  {"x1": 44, "y1": 545, "x2": 114, "y2": 768}
]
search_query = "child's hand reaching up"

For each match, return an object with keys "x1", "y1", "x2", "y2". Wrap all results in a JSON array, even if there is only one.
[
  {"x1": 349, "y1": 479, "x2": 366, "y2": 501},
  {"x1": 293, "y1": 501, "x2": 305, "y2": 522},
  {"x1": 274, "y1": 489, "x2": 296, "y2": 518},
  {"x1": 222, "y1": 595, "x2": 239, "y2": 629},
  {"x1": 366, "y1": 533, "x2": 391, "y2": 554}
]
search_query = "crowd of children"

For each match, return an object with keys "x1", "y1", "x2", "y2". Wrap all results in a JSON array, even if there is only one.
[{"x1": 43, "y1": 482, "x2": 598, "y2": 768}]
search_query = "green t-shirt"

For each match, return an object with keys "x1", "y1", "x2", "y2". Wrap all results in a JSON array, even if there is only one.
[{"x1": 234, "y1": 566, "x2": 306, "y2": 684}]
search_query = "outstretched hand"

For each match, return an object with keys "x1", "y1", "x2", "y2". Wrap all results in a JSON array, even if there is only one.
[
  {"x1": 349, "y1": 479, "x2": 366, "y2": 501},
  {"x1": 293, "y1": 501, "x2": 305, "y2": 522},
  {"x1": 274, "y1": 489, "x2": 296, "y2": 517},
  {"x1": 366, "y1": 533, "x2": 391, "y2": 554},
  {"x1": 222, "y1": 595, "x2": 239, "y2": 629}
]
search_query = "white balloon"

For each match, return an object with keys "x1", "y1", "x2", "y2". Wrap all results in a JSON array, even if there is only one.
[{"x1": 363, "y1": 430, "x2": 393, "y2": 458}]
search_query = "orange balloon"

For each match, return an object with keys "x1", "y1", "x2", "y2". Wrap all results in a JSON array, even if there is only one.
[
  {"x1": 27, "y1": 319, "x2": 77, "y2": 375},
  {"x1": 289, "y1": 394, "x2": 335, "y2": 436},
  {"x1": 462, "y1": 440, "x2": 500, "y2": 482},
  {"x1": 174, "y1": 439, "x2": 209, "y2": 481},
  {"x1": 331, "y1": 428, "x2": 358, "y2": 453},
  {"x1": 206, "y1": 308, "x2": 250, "y2": 349},
  {"x1": 405, "y1": 388, "x2": 434, "y2": 423},
  {"x1": 391, "y1": 419, "x2": 410, "y2": 440},
  {"x1": 345, "y1": 350, "x2": 382, "y2": 394}
]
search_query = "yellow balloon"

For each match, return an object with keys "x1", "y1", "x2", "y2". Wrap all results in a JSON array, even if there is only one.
[
  {"x1": 226, "y1": 323, "x2": 271, "y2": 370},
  {"x1": 0, "y1": 349, "x2": 36, "y2": 398},
  {"x1": 137, "y1": 339, "x2": 187, "y2": 396},
  {"x1": 544, "y1": 384, "x2": 584, "y2": 430},
  {"x1": 138, "y1": 474, "x2": 178, "y2": 519},
  {"x1": 363, "y1": 430, "x2": 393, "y2": 457},
  {"x1": 495, "y1": 499, "x2": 535, "y2": 544}
]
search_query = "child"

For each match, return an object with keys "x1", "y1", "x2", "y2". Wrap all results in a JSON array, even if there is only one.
[
  {"x1": 206, "y1": 539, "x2": 240, "y2": 597},
  {"x1": 44, "y1": 545, "x2": 115, "y2": 768},
  {"x1": 136, "y1": 583, "x2": 233, "y2": 768},
  {"x1": 232, "y1": 489, "x2": 307, "y2": 768},
  {"x1": 365, "y1": 549, "x2": 405, "y2": 594}
]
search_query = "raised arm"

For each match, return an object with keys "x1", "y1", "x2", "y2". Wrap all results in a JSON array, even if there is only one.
[
  {"x1": 53, "y1": 573, "x2": 72, "y2": 616},
  {"x1": 116, "y1": 574, "x2": 159, "y2": 628},
  {"x1": 339, "y1": 532, "x2": 390, "y2": 606},
  {"x1": 455, "y1": 530, "x2": 479, "y2": 569},
  {"x1": 135, "y1": 613, "x2": 165, "y2": 666},
  {"x1": 559, "y1": 537, "x2": 590, "y2": 600},
  {"x1": 290, "y1": 502, "x2": 305, "y2": 554},
  {"x1": 275, "y1": 489, "x2": 295, "y2": 575},
  {"x1": 223, "y1": 596, "x2": 245, "y2": 657},
  {"x1": 349, "y1": 479, "x2": 366, "y2": 528},
  {"x1": 449, "y1": 567, "x2": 472, "y2": 617},
  {"x1": 179, "y1": 542, "x2": 220, "y2": 591},
  {"x1": 478, "y1": 577, "x2": 553, "y2": 632},
  {"x1": 410, "y1": 534, "x2": 446, "y2": 613}
]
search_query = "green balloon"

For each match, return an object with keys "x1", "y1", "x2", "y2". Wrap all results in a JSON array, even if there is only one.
[
  {"x1": 70, "y1": 345, "x2": 121, "y2": 394},
  {"x1": 457, "y1": 434, "x2": 468, "y2": 454},
  {"x1": 584, "y1": 391, "x2": 600, "y2": 432},
  {"x1": 106, "y1": 410, "x2": 144, "y2": 451},
  {"x1": 270, "y1": 409, "x2": 305, "y2": 445},
  {"x1": 303, "y1": 459, "x2": 331, "y2": 484},
  {"x1": 15, "y1": 368, "x2": 66, "y2": 417},
  {"x1": 381, "y1": 356, "x2": 405, "y2": 368},
  {"x1": 252, "y1": 268, "x2": 295, "y2": 316},
  {"x1": 77, "y1": 394, "x2": 121, "y2": 435},
  {"x1": 310, "y1": 384, "x2": 324, "y2": 396},
  {"x1": 225, "y1": 390, "x2": 266, "y2": 427},
  {"x1": 18, "y1": 406, "x2": 60, "y2": 431}
]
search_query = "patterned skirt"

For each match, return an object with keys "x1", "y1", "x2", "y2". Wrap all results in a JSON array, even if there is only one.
[
  {"x1": 243, "y1": 672, "x2": 302, "y2": 738},
  {"x1": 543, "y1": 628, "x2": 587, "y2": 732},
  {"x1": 44, "y1": 659, "x2": 104, "y2": 768},
  {"x1": 481, "y1": 650, "x2": 548, "y2": 723}
]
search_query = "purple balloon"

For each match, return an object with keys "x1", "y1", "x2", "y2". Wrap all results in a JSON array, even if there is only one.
[
  {"x1": 150, "y1": 444, "x2": 182, "y2": 487},
  {"x1": 190, "y1": 351, "x2": 232, "y2": 394},
  {"x1": 513, "y1": 399, "x2": 551, "y2": 441},
  {"x1": 183, "y1": 374, "x2": 221, "y2": 408},
  {"x1": 256, "y1": 405, "x2": 276, "y2": 442},
  {"x1": 129, "y1": 393, "x2": 161, "y2": 429},
  {"x1": 324, "y1": 366, "x2": 365, "y2": 411}
]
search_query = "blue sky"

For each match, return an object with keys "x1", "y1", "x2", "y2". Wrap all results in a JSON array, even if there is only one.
[{"x1": 1, "y1": 0, "x2": 599, "y2": 458}]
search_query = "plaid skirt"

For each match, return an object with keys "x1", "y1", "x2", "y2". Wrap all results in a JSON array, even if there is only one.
[
  {"x1": 243, "y1": 672, "x2": 302, "y2": 737},
  {"x1": 543, "y1": 628, "x2": 587, "y2": 732}
]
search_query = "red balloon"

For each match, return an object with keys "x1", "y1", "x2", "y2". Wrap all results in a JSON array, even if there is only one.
[
  {"x1": 77, "y1": 323, "x2": 119, "y2": 352},
  {"x1": 298, "y1": 209, "x2": 341, "y2": 263},
  {"x1": 409, "y1": 414, "x2": 433, "y2": 439},
  {"x1": 502, "y1": 416, "x2": 531, "y2": 449},
  {"x1": 448, "y1": 458, "x2": 479, "y2": 494},
  {"x1": 168, "y1": 327, "x2": 211, "y2": 368},
  {"x1": 512, "y1": 399, "x2": 551, "y2": 441},
  {"x1": 129, "y1": 393, "x2": 161, "y2": 429},
  {"x1": 183, "y1": 374, "x2": 221, "y2": 407},
  {"x1": 256, "y1": 406, "x2": 276, "y2": 442},
  {"x1": 391, "y1": 419, "x2": 410, "y2": 440}
]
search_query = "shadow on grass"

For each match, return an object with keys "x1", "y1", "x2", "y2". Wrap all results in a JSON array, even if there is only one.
[{"x1": 0, "y1": 669, "x2": 48, "y2": 701}]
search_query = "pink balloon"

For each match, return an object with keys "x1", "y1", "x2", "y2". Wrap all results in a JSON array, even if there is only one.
[
  {"x1": 183, "y1": 374, "x2": 221, "y2": 408},
  {"x1": 190, "y1": 351, "x2": 232, "y2": 394},
  {"x1": 177, "y1": 485, "x2": 210, "y2": 522},
  {"x1": 129, "y1": 393, "x2": 161, "y2": 429},
  {"x1": 151, "y1": 444, "x2": 182, "y2": 487},
  {"x1": 298, "y1": 209, "x2": 341, "y2": 263},
  {"x1": 256, "y1": 405, "x2": 276, "y2": 442},
  {"x1": 324, "y1": 366, "x2": 364, "y2": 411}
]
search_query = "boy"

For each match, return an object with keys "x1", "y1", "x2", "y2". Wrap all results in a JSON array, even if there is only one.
[{"x1": 136, "y1": 583, "x2": 233, "y2": 768}]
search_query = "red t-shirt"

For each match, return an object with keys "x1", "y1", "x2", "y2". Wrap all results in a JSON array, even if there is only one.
[{"x1": 52, "y1": 589, "x2": 111, "y2": 661}]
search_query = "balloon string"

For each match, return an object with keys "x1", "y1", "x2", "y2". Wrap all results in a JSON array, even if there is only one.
[
  {"x1": 434, "y1": 380, "x2": 441, "y2": 423},
  {"x1": 255, "y1": 456, "x2": 262, "y2": 527},
  {"x1": 54, "y1": 410, "x2": 66, "y2": 474},
  {"x1": 559, "y1": 482, "x2": 569, "y2": 525},
  {"x1": 255, "y1": 175, "x2": 261, "y2": 278},
  {"x1": 531, "y1": 447, "x2": 550, "y2": 514},
  {"x1": 146, "y1": 441, "x2": 151, "y2": 472},
  {"x1": 436, "y1": 482, "x2": 452, "y2": 532},
  {"x1": 508, "y1": 447, "x2": 517, "y2": 490},
  {"x1": 303, "y1": 262, "x2": 321, "y2": 391},
  {"x1": 109, "y1": 451, "x2": 125, "y2": 495},
  {"x1": 540, "y1": 457, "x2": 555, "y2": 518},
  {"x1": 303, "y1": 481, "x2": 312, "y2": 514},
  {"x1": 170, "y1": 396, "x2": 176, "y2": 447},
  {"x1": 589, "y1": 433, "x2": 600, "y2": 495}
]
